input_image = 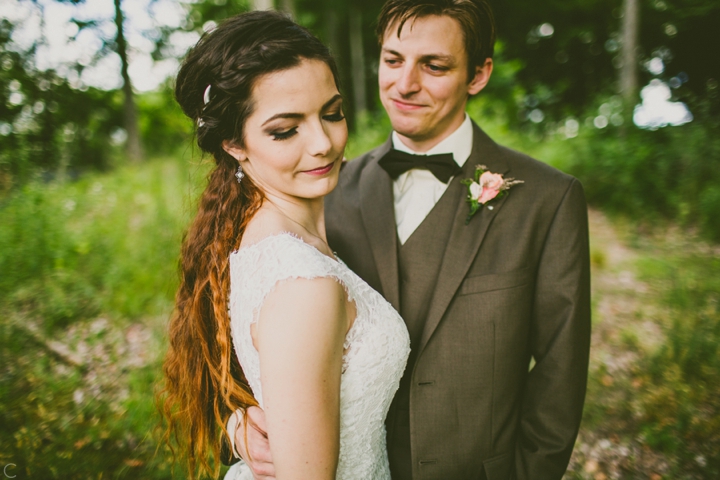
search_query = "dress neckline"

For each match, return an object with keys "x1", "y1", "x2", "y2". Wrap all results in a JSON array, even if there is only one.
[{"x1": 234, "y1": 231, "x2": 340, "y2": 264}]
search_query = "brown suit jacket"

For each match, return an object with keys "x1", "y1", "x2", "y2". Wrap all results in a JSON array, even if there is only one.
[{"x1": 325, "y1": 122, "x2": 591, "y2": 480}]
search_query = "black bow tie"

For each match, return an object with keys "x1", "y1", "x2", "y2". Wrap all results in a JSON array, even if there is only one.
[{"x1": 378, "y1": 149, "x2": 462, "y2": 183}]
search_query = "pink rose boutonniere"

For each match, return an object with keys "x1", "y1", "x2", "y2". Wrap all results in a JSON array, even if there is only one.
[{"x1": 461, "y1": 165, "x2": 524, "y2": 224}]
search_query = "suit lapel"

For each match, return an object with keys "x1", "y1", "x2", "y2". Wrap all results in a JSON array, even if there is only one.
[
  {"x1": 418, "y1": 124, "x2": 510, "y2": 352},
  {"x1": 359, "y1": 138, "x2": 401, "y2": 311}
]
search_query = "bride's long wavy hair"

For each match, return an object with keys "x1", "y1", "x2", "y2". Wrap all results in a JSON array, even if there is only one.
[{"x1": 159, "y1": 11, "x2": 340, "y2": 478}]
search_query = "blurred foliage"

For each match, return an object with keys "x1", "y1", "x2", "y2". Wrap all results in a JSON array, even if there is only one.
[
  {"x1": 0, "y1": 154, "x2": 209, "y2": 478},
  {"x1": 467, "y1": 86, "x2": 720, "y2": 244},
  {"x1": 0, "y1": 155, "x2": 198, "y2": 329},
  {"x1": 3, "y1": 143, "x2": 718, "y2": 477},
  {"x1": 490, "y1": 0, "x2": 623, "y2": 120},
  {"x1": 0, "y1": 325, "x2": 176, "y2": 479},
  {"x1": 1, "y1": 0, "x2": 720, "y2": 477},
  {"x1": 137, "y1": 83, "x2": 194, "y2": 156},
  {"x1": 1, "y1": 0, "x2": 719, "y2": 187},
  {"x1": 560, "y1": 108, "x2": 720, "y2": 242},
  {"x1": 579, "y1": 240, "x2": 720, "y2": 478},
  {"x1": 0, "y1": 18, "x2": 124, "y2": 190},
  {"x1": 489, "y1": 0, "x2": 720, "y2": 121},
  {"x1": 634, "y1": 254, "x2": 720, "y2": 476}
]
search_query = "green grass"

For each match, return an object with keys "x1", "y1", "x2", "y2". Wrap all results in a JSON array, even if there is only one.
[
  {"x1": 0, "y1": 151, "x2": 211, "y2": 479},
  {"x1": 0, "y1": 126, "x2": 399, "y2": 477},
  {"x1": 2, "y1": 110, "x2": 719, "y2": 478},
  {"x1": 0, "y1": 153, "x2": 210, "y2": 324},
  {"x1": 574, "y1": 222, "x2": 720, "y2": 478},
  {"x1": 633, "y1": 252, "x2": 720, "y2": 475}
]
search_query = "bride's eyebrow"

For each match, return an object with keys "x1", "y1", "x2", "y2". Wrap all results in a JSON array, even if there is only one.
[
  {"x1": 322, "y1": 94, "x2": 343, "y2": 111},
  {"x1": 261, "y1": 94, "x2": 343, "y2": 126},
  {"x1": 262, "y1": 111, "x2": 302, "y2": 126}
]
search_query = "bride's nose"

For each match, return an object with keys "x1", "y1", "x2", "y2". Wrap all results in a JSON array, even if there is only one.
[{"x1": 306, "y1": 122, "x2": 333, "y2": 157}]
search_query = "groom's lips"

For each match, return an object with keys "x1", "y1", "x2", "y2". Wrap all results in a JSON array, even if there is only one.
[{"x1": 391, "y1": 99, "x2": 426, "y2": 111}]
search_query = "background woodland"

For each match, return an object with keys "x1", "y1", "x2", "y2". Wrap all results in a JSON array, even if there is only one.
[{"x1": 1, "y1": 0, "x2": 719, "y2": 478}]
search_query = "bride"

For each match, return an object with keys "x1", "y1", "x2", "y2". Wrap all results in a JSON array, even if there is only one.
[{"x1": 160, "y1": 11, "x2": 410, "y2": 480}]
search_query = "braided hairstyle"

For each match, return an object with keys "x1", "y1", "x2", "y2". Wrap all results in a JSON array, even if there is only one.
[{"x1": 159, "y1": 11, "x2": 340, "y2": 478}]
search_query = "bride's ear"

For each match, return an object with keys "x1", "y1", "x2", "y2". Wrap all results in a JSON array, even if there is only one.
[{"x1": 222, "y1": 140, "x2": 247, "y2": 162}]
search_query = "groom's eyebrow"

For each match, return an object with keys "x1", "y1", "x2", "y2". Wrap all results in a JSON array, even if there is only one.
[
  {"x1": 382, "y1": 47, "x2": 403, "y2": 57},
  {"x1": 262, "y1": 94, "x2": 343, "y2": 125},
  {"x1": 382, "y1": 47, "x2": 455, "y2": 65},
  {"x1": 421, "y1": 54, "x2": 454, "y2": 64}
]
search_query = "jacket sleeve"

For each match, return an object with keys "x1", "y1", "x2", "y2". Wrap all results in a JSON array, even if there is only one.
[
  {"x1": 514, "y1": 178, "x2": 591, "y2": 479},
  {"x1": 220, "y1": 412, "x2": 241, "y2": 466}
]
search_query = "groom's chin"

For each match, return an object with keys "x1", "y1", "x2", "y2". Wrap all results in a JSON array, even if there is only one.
[
  {"x1": 387, "y1": 118, "x2": 422, "y2": 139},
  {"x1": 386, "y1": 110, "x2": 434, "y2": 138}
]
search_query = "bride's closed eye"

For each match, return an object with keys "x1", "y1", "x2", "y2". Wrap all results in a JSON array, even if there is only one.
[
  {"x1": 323, "y1": 111, "x2": 345, "y2": 123},
  {"x1": 269, "y1": 111, "x2": 344, "y2": 141},
  {"x1": 270, "y1": 127, "x2": 298, "y2": 141}
]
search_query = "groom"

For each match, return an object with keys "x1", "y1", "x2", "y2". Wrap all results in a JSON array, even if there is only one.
[{"x1": 233, "y1": 1, "x2": 591, "y2": 478}]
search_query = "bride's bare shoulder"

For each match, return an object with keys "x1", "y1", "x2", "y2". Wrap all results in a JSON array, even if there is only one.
[{"x1": 240, "y1": 209, "x2": 303, "y2": 248}]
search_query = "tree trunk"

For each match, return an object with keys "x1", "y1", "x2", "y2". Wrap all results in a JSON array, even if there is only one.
[
  {"x1": 251, "y1": 0, "x2": 274, "y2": 10},
  {"x1": 349, "y1": 5, "x2": 367, "y2": 119},
  {"x1": 620, "y1": 0, "x2": 640, "y2": 105},
  {"x1": 113, "y1": 0, "x2": 142, "y2": 162},
  {"x1": 325, "y1": 6, "x2": 340, "y2": 58},
  {"x1": 279, "y1": 0, "x2": 295, "y2": 17}
]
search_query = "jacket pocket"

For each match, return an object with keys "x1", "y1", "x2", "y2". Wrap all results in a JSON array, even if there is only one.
[
  {"x1": 482, "y1": 452, "x2": 513, "y2": 480},
  {"x1": 458, "y1": 267, "x2": 533, "y2": 296}
]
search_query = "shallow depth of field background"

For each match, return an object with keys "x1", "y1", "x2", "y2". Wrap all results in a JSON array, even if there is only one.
[{"x1": 1, "y1": 0, "x2": 719, "y2": 479}]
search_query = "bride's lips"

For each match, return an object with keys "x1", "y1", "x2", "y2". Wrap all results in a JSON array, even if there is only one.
[{"x1": 301, "y1": 160, "x2": 337, "y2": 176}]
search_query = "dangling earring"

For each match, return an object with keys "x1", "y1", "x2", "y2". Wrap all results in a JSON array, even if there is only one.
[{"x1": 235, "y1": 165, "x2": 244, "y2": 183}]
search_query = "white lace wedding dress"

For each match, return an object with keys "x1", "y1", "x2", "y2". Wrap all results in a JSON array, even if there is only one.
[{"x1": 224, "y1": 233, "x2": 410, "y2": 480}]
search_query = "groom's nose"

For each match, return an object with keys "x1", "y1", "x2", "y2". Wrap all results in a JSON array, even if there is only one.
[{"x1": 396, "y1": 64, "x2": 421, "y2": 97}]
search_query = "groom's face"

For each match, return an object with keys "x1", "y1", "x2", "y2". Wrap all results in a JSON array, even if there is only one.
[{"x1": 379, "y1": 14, "x2": 491, "y2": 150}]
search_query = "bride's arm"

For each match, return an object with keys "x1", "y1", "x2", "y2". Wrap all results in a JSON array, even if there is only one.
[{"x1": 255, "y1": 276, "x2": 349, "y2": 480}]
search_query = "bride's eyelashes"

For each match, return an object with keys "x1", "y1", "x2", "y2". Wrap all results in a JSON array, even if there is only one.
[
  {"x1": 270, "y1": 127, "x2": 298, "y2": 141},
  {"x1": 268, "y1": 111, "x2": 345, "y2": 141},
  {"x1": 323, "y1": 111, "x2": 345, "y2": 122}
]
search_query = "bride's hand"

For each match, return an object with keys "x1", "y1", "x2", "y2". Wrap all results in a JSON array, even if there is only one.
[{"x1": 235, "y1": 406, "x2": 276, "y2": 479}]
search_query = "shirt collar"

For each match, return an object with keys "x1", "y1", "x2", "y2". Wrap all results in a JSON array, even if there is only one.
[{"x1": 390, "y1": 113, "x2": 473, "y2": 167}]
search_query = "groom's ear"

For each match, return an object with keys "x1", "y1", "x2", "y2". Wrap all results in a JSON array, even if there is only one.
[
  {"x1": 222, "y1": 140, "x2": 248, "y2": 162},
  {"x1": 468, "y1": 58, "x2": 493, "y2": 96}
]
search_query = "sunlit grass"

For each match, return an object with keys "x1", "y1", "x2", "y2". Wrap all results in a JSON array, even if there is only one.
[
  {"x1": 0, "y1": 153, "x2": 210, "y2": 325},
  {"x1": 0, "y1": 152, "x2": 211, "y2": 479},
  {"x1": 570, "y1": 218, "x2": 720, "y2": 478},
  {"x1": 1, "y1": 112, "x2": 719, "y2": 478},
  {"x1": 632, "y1": 252, "x2": 720, "y2": 475}
]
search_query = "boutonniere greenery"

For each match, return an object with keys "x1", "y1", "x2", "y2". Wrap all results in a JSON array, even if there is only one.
[{"x1": 460, "y1": 165, "x2": 524, "y2": 224}]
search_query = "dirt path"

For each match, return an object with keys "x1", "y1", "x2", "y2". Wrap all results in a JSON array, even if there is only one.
[
  {"x1": 563, "y1": 209, "x2": 671, "y2": 479},
  {"x1": 586, "y1": 209, "x2": 665, "y2": 376}
]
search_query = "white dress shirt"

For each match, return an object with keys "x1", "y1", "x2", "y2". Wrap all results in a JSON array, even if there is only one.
[{"x1": 391, "y1": 114, "x2": 474, "y2": 244}]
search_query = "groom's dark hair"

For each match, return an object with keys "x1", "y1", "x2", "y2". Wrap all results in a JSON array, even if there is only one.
[{"x1": 376, "y1": 0, "x2": 496, "y2": 80}]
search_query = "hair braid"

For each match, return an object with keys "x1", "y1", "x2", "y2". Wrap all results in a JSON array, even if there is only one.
[
  {"x1": 159, "y1": 11, "x2": 339, "y2": 478},
  {"x1": 161, "y1": 155, "x2": 263, "y2": 478}
]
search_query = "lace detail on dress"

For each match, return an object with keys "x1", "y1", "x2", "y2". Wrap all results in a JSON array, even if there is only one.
[{"x1": 226, "y1": 233, "x2": 410, "y2": 480}]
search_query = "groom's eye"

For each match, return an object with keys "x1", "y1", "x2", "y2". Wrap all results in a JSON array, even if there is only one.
[
  {"x1": 384, "y1": 57, "x2": 400, "y2": 66},
  {"x1": 427, "y1": 64, "x2": 448, "y2": 73}
]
